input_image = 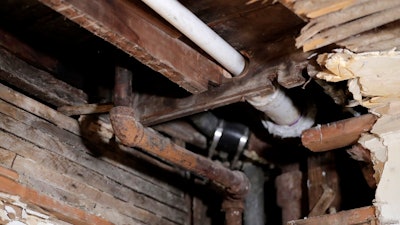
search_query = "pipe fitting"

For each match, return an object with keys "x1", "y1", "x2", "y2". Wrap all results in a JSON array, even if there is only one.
[{"x1": 247, "y1": 86, "x2": 316, "y2": 138}]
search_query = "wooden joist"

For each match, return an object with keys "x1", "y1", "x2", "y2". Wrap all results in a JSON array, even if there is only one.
[{"x1": 38, "y1": 0, "x2": 228, "y2": 94}]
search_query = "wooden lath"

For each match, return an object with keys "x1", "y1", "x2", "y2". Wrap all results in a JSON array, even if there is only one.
[
  {"x1": 38, "y1": 0, "x2": 229, "y2": 94},
  {"x1": 281, "y1": 0, "x2": 400, "y2": 52}
]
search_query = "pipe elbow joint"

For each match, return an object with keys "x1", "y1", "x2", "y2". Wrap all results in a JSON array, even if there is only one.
[
  {"x1": 110, "y1": 106, "x2": 145, "y2": 147},
  {"x1": 226, "y1": 170, "x2": 251, "y2": 200}
]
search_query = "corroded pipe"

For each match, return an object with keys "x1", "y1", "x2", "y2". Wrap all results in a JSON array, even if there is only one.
[
  {"x1": 109, "y1": 106, "x2": 250, "y2": 200},
  {"x1": 222, "y1": 198, "x2": 245, "y2": 225},
  {"x1": 114, "y1": 66, "x2": 132, "y2": 107}
]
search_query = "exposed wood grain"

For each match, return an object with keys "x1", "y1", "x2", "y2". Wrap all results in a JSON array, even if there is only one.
[
  {"x1": 0, "y1": 102, "x2": 187, "y2": 209},
  {"x1": 0, "y1": 171, "x2": 115, "y2": 225},
  {"x1": 288, "y1": 206, "x2": 376, "y2": 225},
  {"x1": 38, "y1": 0, "x2": 228, "y2": 94},
  {"x1": 293, "y1": 0, "x2": 359, "y2": 19},
  {"x1": 296, "y1": 0, "x2": 399, "y2": 48},
  {"x1": 0, "y1": 47, "x2": 87, "y2": 107},
  {"x1": 1, "y1": 133, "x2": 187, "y2": 224},
  {"x1": 137, "y1": 67, "x2": 274, "y2": 126},
  {"x1": 12, "y1": 156, "x2": 180, "y2": 225},
  {"x1": 0, "y1": 147, "x2": 16, "y2": 168},
  {"x1": 301, "y1": 114, "x2": 378, "y2": 152},
  {"x1": 58, "y1": 103, "x2": 113, "y2": 116},
  {"x1": 0, "y1": 86, "x2": 185, "y2": 198},
  {"x1": 308, "y1": 184, "x2": 335, "y2": 217},
  {"x1": 301, "y1": 6, "x2": 400, "y2": 51},
  {"x1": 0, "y1": 82, "x2": 81, "y2": 135},
  {"x1": 337, "y1": 21, "x2": 400, "y2": 52},
  {"x1": 307, "y1": 152, "x2": 340, "y2": 216}
]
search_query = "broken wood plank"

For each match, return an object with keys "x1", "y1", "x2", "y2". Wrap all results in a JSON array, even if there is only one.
[
  {"x1": 301, "y1": 114, "x2": 378, "y2": 152},
  {"x1": 300, "y1": 6, "x2": 400, "y2": 51},
  {"x1": 137, "y1": 67, "x2": 274, "y2": 126},
  {"x1": 280, "y1": 0, "x2": 361, "y2": 20},
  {"x1": 296, "y1": 0, "x2": 400, "y2": 49},
  {"x1": 337, "y1": 20, "x2": 400, "y2": 52},
  {"x1": 307, "y1": 152, "x2": 340, "y2": 216},
  {"x1": 0, "y1": 47, "x2": 87, "y2": 107},
  {"x1": 0, "y1": 170, "x2": 115, "y2": 225},
  {"x1": 58, "y1": 103, "x2": 113, "y2": 116},
  {"x1": 38, "y1": 0, "x2": 228, "y2": 94},
  {"x1": 308, "y1": 184, "x2": 335, "y2": 217},
  {"x1": 288, "y1": 206, "x2": 376, "y2": 225}
]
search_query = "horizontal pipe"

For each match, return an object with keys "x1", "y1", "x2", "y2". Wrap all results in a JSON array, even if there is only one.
[
  {"x1": 301, "y1": 114, "x2": 378, "y2": 152},
  {"x1": 140, "y1": 0, "x2": 246, "y2": 76},
  {"x1": 110, "y1": 106, "x2": 250, "y2": 199}
]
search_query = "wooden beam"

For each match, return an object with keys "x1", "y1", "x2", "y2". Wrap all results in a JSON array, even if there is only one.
[
  {"x1": 0, "y1": 47, "x2": 88, "y2": 107},
  {"x1": 136, "y1": 67, "x2": 275, "y2": 126},
  {"x1": 288, "y1": 206, "x2": 376, "y2": 225},
  {"x1": 38, "y1": 0, "x2": 228, "y2": 94}
]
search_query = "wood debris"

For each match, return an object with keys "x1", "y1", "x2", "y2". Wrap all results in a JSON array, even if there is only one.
[
  {"x1": 291, "y1": 0, "x2": 400, "y2": 52},
  {"x1": 316, "y1": 49, "x2": 400, "y2": 224}
]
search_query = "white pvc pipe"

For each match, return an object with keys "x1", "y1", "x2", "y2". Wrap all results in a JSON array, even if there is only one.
[
  {"x1": 140, "y1": 0, "x2": 246, "y2": 76},
  {"x1": 247, "y1": 87, "x2": 301, "y2": 126}
]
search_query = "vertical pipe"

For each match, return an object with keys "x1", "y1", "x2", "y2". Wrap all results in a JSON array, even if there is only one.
[
  {"x1": 242, "y1": 162, "x2": 266, "y2": 225},
  {"x1": 222, "y1": 199, "x2": 244, "y2": 225},
  {"x1": 114, "y1": 66, "x2": 132, "y2": 107}
]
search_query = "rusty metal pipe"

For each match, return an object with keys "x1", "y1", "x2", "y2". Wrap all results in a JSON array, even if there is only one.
[
  {"x1": 114, "y1": 66, "x2": 132, "y2": 107},
  {"x1": 222, "y1": 198, "x2": 244, "y2": 225},
  {"x1": 109, "y1": 106, "x2": 250, "y2": 200}
]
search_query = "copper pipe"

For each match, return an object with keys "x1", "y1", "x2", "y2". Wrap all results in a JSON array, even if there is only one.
[
  {"x1": 109, "y1": 106, "x2": 250, "y2": 200},
  {"x1": 301, "y1": 114, "x2": 378, "y2": 152}
]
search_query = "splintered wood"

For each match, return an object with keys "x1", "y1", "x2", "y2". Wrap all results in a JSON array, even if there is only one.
[
  {"x1": 290, "y1": 0, "x2": 400, "y2": 52},
  {"x1": 316, "y1": 49, "x2": 400, "y2": 224}
]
